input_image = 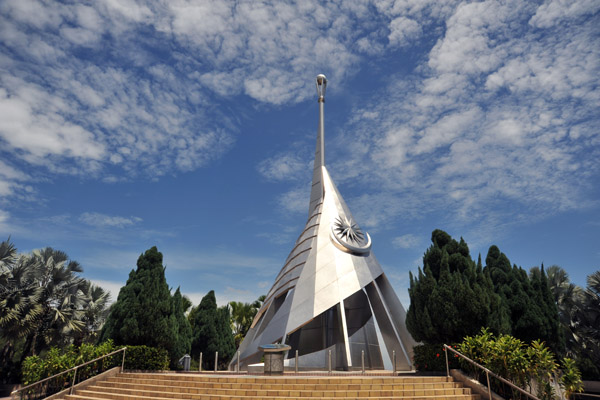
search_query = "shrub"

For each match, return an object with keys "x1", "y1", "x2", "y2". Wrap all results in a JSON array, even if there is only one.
[
  {"x1": 560, "y1": 358, "x2": 583, "y2": 400},
  {"x1": 21, "y1": 341, "x2": 119, "y2": 385},
  {"x1": 413, "y1": 343, "x2": 460, "y2": 372},
  {"x1": 457, "y1": 328, "x2": 584, "y2": 400},
  {"x1": 123, "y1": 346, "x2": 169, "y2": 371}
]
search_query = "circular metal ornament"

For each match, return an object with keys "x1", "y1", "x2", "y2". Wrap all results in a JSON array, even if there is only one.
[{"x1": 330, "y1": 216, "x2": 371, "y2": 255}]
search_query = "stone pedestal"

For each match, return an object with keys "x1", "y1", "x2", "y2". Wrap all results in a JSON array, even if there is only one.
[{"x1": 259, "y1": 344, "x2": 291, "y2": 375}]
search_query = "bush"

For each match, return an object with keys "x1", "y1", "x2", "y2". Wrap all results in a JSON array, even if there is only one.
[
  {"x1": 457, "y1": 328, "x2": 583, "y2": 400},
  {"x1": 123, "y1": 346, "x2": 169, "y2": 371},
  {"x1": 21, "y1": 341, "x2": 120, "y2": 385},
  {"x1": 413, "y1": 343, "x2": 460, "y2": 372}
]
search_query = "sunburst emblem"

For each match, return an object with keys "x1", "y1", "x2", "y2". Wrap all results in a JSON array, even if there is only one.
[{"x1": 333, "y1": 216, "x2": 365, "y2": 244}]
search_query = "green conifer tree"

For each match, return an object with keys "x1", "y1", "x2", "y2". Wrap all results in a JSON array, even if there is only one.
[
  {"x1": 485, "y1": 247, "x2": 564, "y2": 352},
  {"x1": 188, "y1": 290, "x2": 235, "y2": 369},
  {"x1": 215, "y1": 305, "x2": 235, "y2": 369},
  {"x1": 406, "y1": 230, "x2": 498, "y2": 343},
  {"x1": 99, "y1": 247, "x2": 190, "y2": 366},
  {"x1": 170, "y1": 287, "x2": 193, "y2": 368}
]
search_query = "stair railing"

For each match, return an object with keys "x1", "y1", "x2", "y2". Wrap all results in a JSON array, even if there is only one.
[
  {"x1": 11, "y1": 347, "x2": 126, "y2": 400},
  {"x1": 443, "y1": 344, "x2": 540, "y2": 400}
]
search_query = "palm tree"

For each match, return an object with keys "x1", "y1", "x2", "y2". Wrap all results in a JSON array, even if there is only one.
[
  {"x1": 547, "y1": 266, "x2": 600, "y2": 379},
  {"x1": 0, "y1": 239, "x2": 44, "y2": 382},
  {"x1": 229, "y1": 295, "x2": 266, "y2": 348},
  {"x1": 574, "y1": 271, "x2": 600, "y2": 373},
  {"x1": 21, "y1": 248, "x2": 89, "y2": 357},
  {"x1": 546, "y1": 265, "x2": 583, "y2": 356},
  {"x1": 73, "y1": 282, "x2": 111, "y2": 345}
]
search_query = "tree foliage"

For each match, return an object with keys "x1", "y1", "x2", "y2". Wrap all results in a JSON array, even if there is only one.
[
  {"x1": 485, "y1": 248, "x2": 563, "y2": 354},
  {"x1": 229, "y1": 295, "x2": 265, "y2": 347},
  {"x1": 99, "y1": 246, "x2": 190, "y2": 368},
  {"x1": 547, "y1": 266, "x2": 600, "y2": 379},
  {"x1": 0, "y1": 238, "x2": 110, "y2": 383},
  {"x1": 188, "y1": 290, "x2": 235, "y2": 370},
  {"x1": 407, "y1": 230, "x2": 563, "y2": 355},
  {"x1": 458, "y1": 328, "x2": 583, "y2": 400},
  {"x1": 406, "y1": 230, "x2": 507, "y2": 344},
  {"x1": 169, "y1": 287, "x2": 192, "y2": 368}
]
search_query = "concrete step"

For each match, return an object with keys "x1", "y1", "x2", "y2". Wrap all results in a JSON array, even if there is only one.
[
  {"x1": 83, "y1": 383, "x2": 473, "y2": 398},
  {"x1": 66, "y1": 391, "x2": 479, "y2": 400},
  {"x1": 59, "y1": 372, "x2": 481, "y2": 400},
  {"x1": 102, "y1": 376, "x2": 463, "y2": 390}
]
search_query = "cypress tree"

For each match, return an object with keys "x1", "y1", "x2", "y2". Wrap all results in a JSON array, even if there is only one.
[
  {"x1": 215, "y1": 305, "x2": 235, "y2": 369},
  {"x1": 406, "y1": 230, "x2": 496, "y2": 344},
  {"x1": 188, "y1": 290, "x2": 235, "y2": 369},
  {"x1": 99, "y1": 246, "x2": 190, "y2": 366},
  {"x1": 100, "y1": 247, "x2": 172, "y2": 348},
  {"x1": 485, "y1": 247, "x2": 564, "y2": 351},
  {"x1": 170, "y1": 287, "x2": 193, "y2": 368}
]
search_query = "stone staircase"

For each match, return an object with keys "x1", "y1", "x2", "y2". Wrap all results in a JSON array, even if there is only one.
[{"x1": 55, "y1": 372, "x2": 481, "y2": 400}]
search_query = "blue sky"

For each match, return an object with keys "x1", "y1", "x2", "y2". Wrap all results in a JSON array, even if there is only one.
[{"x1": 1, "y1": 0, "x2": 599, "y2": 308}]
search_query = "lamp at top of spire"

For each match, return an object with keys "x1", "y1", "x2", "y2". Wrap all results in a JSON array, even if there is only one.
[{"x1": 316, "y1": 74, "x2": 327, "y2": 102}]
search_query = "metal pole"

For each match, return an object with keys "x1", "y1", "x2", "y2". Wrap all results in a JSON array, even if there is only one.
[
  {"x1": 486, "y1": 370, "x2": 492, "y2": 400},
  {"x1": 214, "y1": 351, "x2": 218, "y2": 372},
  {"x1": 69, "y1": 367, "x2": 78, "y2": 395},
  {"x1": 236, "y1": 351, "x2": 240, "y2": 373},
  {"x1": 199, "y1": 352, "x2": 202, "y2": 372},
  {"x1": 393, "y1": 350, "x2": 396, "y2": 373},
  {"x1": 121, "y1": 348, "x2": 126, "y2": 373},
  {"x1": 444, "y1": 346, "x2": 450, "y2": 377},
  {"x1": 295, "y1": 350, "x2": 298, "y2": 374},
  {"x1": 361, "y1": 350, "x2": 365, "y2": 374},
  {"x1": 328, "y1": 350, "x2": 332, "y2": 374}
]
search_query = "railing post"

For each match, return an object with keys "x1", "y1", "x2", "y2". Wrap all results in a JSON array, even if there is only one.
[
  {"x1": 69, "y1": 367, "x2": 78, "y2": 395},
  {"x1": 393, "y1": 350, "x2": 396, "y2": 373},
  {"x1": 199, "y1": 352, "x2": 202, "y2": 372},
  {"x1": 328, "y1": 350, "x2": 332, "y2": 374},
  {"x1": 295, "y1": 350, "x2": 298, "y2": 374},
  {"x1": 236, "y1": 351, "x2": 240, "y2": 373},
  {"x1": 361, "y1": 350, "x2": 365, "y2": 374},
  {"x1": 214, "y1": 351, "x2": 218, "y2": 372},
  {"x1": 121, "y1": 348, "x2": 126, "y2": 372},
  {"x1": 444, "y1": 345, "x2": 450, "y2": 377},
  {"x1": 486, "y1": 370, "x2": 492, "y2": 400}
]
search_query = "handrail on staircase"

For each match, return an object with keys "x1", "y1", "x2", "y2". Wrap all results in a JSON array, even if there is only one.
[
  {"x1": 443, "y1": 344, "x2": 540, "y2": 400},
  {"x1": 11, "y1": 346, "x2": 127, "y2": 400}
]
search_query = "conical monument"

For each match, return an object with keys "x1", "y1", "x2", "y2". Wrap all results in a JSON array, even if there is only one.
[{"x1": 231, "y1": 75, "x2": 417, "y2": 371}]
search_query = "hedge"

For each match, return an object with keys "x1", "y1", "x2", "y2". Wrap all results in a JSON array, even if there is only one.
[
  {"x1": 123, "y1": 345, "x2": 169, "y2": 371},
  {"x1": 413, "y1": 343, "x2": 460, "y2": 372}
]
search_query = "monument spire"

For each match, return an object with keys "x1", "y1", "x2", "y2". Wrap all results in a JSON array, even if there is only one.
[
  {"x1": 230, "y1": 75, "x2": 417, "y2": 372},
  {"x1": 308, "y1": 74, "x2": 327, "y2": 218}
]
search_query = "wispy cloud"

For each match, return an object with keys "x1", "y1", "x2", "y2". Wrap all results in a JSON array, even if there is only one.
[
  {"x1": 79, "y1": 212, "x2": 142, "y2": 228},
  {"x1": 277, "y1": 186, "x2": 310, "y2": 215},
  {"x1": 392, "y1": 234, "x2": 421, "y2": 249},
  {"x1": 257, "y1": 153, "x2": 310, "y2": 182},
  {"x1": 0, "y1": 0, "x2": 411, "y2": 222},
  {"x1": 333, "y1": 0, "x2": 600, "y2": 237}
]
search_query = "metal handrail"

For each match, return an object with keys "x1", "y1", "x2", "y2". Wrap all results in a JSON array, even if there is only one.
[
  {"x1": 12, "y1": 347, "x2": 127, "y2": 399},
  {"x1": 443, "y1": 344, "x2": 540, "y2": 400}
]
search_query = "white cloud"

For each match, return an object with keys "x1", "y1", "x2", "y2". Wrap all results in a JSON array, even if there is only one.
[
  {"x1": 388, "y1": 17, "x2": 421, "y2": 47},
  {"x1": 338, "y1": 0, "x2": 600, "y2": 235},
  {"x1": 79, "y1": 212, "x2": 142, "y2": 228},
  {"x1": 277, "y1": 187, "x2": 309, "y2": 215},
  {"x1": 163, "y1": 249, "x2": 279, "y2": 273},
  {"x1": 392, "y1": 234, "x2": 421, "y2": 249},
  {"x1": 0, "y1": 0, "x2": 398, "y2": 212},
  {"x1": 257, "y1": 153, "x2": 308, "y2": 181},
  {"x1": 529, "y1": 0, "x2": 600, "y2": 28},
  {"x1": 90, "y1": 278, "x2": 124, "y2": 304}
]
